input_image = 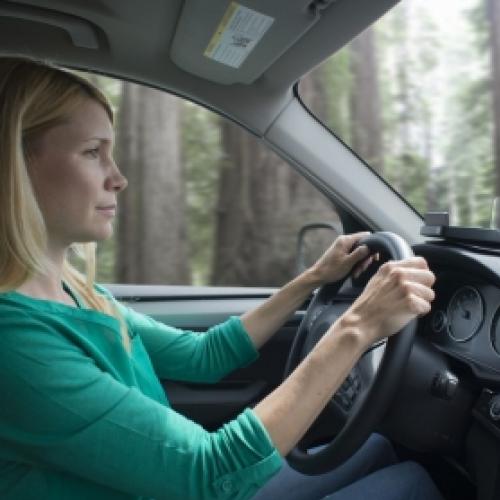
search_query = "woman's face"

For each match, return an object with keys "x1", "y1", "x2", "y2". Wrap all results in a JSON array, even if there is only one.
[{"x1": 28, "y1": 97, "x2": 128, "y2": 248}]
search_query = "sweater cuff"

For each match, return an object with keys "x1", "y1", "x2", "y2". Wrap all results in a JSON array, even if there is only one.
[{"x1": 211, "y1": 408, "x2": 283, "y2": 499}]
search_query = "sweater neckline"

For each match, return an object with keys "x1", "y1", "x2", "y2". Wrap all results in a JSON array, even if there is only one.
[{"x1": 0, "y1": 285, "x2": 120, "y2": 331}]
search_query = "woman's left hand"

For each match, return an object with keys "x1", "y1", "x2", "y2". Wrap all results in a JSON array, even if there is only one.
[{"x1": 308, "y1": 232, "x2": 374, "y2": 285}]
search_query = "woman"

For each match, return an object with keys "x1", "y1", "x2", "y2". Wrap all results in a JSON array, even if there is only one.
[{"x1": 0, "y1": 57, "x2": 442, "y2": 500}]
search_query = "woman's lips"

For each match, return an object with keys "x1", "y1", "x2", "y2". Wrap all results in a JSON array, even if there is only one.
[{"x1": 96, "y1": 205, "x2": 116, "y2": 216}]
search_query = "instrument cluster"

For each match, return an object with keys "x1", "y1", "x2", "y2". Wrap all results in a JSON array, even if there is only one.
[{"x1": 424, "y1": 270, "x2": 500, "y2": 378}]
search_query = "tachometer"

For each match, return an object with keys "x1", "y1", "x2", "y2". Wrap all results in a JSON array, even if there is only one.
[{"x1": 447, "y1": 286, "x2": 484, "y2": 342}]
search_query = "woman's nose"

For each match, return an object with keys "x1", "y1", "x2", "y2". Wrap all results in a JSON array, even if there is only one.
[
  {"x1": 114, "y1": 170, "x2": 128, "y2": 192},
  {"x1": 106, "y1": 160, "x2": 128, "y2": 192}
]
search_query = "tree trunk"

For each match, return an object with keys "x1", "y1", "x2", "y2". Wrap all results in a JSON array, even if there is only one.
[
  {"x1": 349, "y1": 26, "x2": 384, "y2": 174},
  {"x1": 212, "y1": 71, "x2": 338, "y2": 287},
  {"x1": 447, "y1": 161, "x2": 459, "y2": 226},
  {"x1": 116, "y1": 82, "x2": 139, "y2": 282},
  {"x1": 387, "y1": 1, "x2": 412, "y2": 194},
  {"x1": 487, "y1": 0, "x2": 500, "y2": 197},
  {"x1": 116, "y1": 83, "x2": 190, "y2": 284}
]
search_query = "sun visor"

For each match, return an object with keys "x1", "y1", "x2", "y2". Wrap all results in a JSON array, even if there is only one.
[{"x1": 170, "y1": 0, "x2": 337, "y2": 85}]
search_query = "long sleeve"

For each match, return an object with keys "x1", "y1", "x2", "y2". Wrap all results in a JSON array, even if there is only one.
[
  {"x1": 108, "y1": 293, "x2": 259, "y2": 383},
  {"x1": 0, "y1": 311, "x2": 282, "y2": 500}
]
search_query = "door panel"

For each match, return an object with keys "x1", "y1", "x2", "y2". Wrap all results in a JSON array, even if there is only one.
[{"x1": 108, "y1": 284, "x2": 304, "y2": 429}]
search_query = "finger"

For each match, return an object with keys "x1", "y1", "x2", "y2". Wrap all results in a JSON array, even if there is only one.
[
  {"x1": 342, "y1": 231, "x2": 371, "y2": 248},
  {"x1": 392, "y1": 256, "x2": 429, "y2": 270},
  {"x1": 361, "y1": 255, "x2": 374, "y2": 271},
  {"x1": 407, "y1": 293, "x2": 433, "y2": 316},
  {"x1": 346, "y1": 231, "x2": 371, "y2": 240},
  {"x1": 353, "y1": 255, "x2": 374, "y2": 278},
  {"x1": 389, "y1": 267, "x2": 436, "y2": 287},
  {"x1": 380, "y1": 259, "x2": 431, "y2": 277},
  {"x1": 378, "y1": 262, "x2": 435, "y2": 287},
  {"x1": 349, "y1": 244, "x2": 370, "y2": 262},
  {"x1": 402, "y1": 281, "x2": 436, "y2": 303}
]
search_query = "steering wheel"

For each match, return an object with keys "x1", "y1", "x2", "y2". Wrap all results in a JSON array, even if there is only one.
[{"x1": 284, "y1": 231, "x2": 417, "y2": 474}]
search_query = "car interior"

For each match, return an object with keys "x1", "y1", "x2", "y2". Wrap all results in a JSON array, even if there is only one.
[{"x1": 1, "y1": 1, "x2": 499, "y2": 499}]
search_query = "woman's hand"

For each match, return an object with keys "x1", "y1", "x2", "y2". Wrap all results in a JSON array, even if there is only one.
[
  {"x1": 242, "y1": 232, "x2": 373, "y2": 349},
  {"x1": 341, "y1": 257, "x2": 436, "y2": 345},
  {"x1": 254, "y1": 254, "x2": 435, "y2": 457},
  {"x1": 255, "y1": 254, "x2": 435, "y2": 457},
  {"x1": 308, "y1": 232, "x2": 374, "y2": 285}
]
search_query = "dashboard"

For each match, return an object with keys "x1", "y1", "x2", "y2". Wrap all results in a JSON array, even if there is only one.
[
  {"x1": 414, "y1": 242, "x2": 500, "y2": 383},
  {"x1": 340, "y1": 240, "x2": 500, "y2": 498},
  {"x1": 423, "y1": 268, "x2": 500, "y2": 382}
]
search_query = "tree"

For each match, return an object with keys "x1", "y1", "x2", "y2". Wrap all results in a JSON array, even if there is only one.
[
  {"x1": 378, "y1": 0, "x2": 437, "y2": 216},
  {"x1": 320, "y1": 50, "x2": 352, "y2": 141},
  {"x1": 487, "y1": 0, "x2": 500, "y2": 197},
  {"x1": 442, "y1": 0, "x2": 494, "y2": 226},
  {"x1": 181, "y1": 103, "x2": 222, "y2": 284},
  {"x1": 116, "y1": 83, "x2": 190, "y2": 284},
  {"x1": 349, "y1": 27, "x2": 384, "y2": 174},
  {"x1": 212, "y1": 70, "x2": 337, "y2": 287}
]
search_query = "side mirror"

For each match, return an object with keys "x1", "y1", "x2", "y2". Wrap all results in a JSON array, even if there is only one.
[{"x1": 296, "y1": 222, "x2": 340, "y2": 275}]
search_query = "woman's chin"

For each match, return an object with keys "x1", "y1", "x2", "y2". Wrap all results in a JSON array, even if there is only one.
[
  {"x1": 95, "y1": 227, "x2": 114, "y2": 241},
  {"x1": 77, "y1": 226, "x2": 114, "y2": 243}
]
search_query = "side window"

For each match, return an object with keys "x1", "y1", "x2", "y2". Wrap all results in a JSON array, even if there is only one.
[{"x1": 85, "y1": 75, "x2": 340, "y2": 287}]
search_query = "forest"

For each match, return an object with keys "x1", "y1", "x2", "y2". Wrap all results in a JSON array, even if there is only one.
[{"x1": 87, "y1": 0, "x2": 500, "y2": 288}]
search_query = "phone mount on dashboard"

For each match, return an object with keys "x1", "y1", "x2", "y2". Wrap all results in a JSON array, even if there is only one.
[{"x1": 421, "y1": 212, "x2": 500, "y2": 247}]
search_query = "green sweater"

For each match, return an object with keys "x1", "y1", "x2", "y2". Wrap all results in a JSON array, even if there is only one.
[{"x1": 0, "y1": 286, "x2": 282, "y2": 500}]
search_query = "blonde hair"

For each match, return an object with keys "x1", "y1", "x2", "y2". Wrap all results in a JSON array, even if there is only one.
[{"x1": 0, "y1": 56, "x2": 130, "y2": 352}]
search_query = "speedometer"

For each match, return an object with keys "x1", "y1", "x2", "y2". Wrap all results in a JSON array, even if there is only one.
[{"x1": 447, "y1": 286, "x2": 484, "y2": 342}]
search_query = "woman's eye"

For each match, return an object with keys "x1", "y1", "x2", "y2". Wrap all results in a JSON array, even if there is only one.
[{"x1": 84, "y1": 148, "x2": 100, "y2": 158}]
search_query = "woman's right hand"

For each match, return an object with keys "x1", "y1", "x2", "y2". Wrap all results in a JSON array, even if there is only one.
[
  {"x1": 341, "y1": 256, "x2": 436, "y2": 346},
  {"x1": 254, "y1": 256, "x2": 436, "y2": 457}
]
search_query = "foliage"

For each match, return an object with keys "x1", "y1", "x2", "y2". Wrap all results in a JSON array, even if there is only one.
[
  {"x1": 442, "y1": 0, "x2": 494, "y2": 226},
  {"x1": 444, "y1": 78, "x2": 493, "y2": 226},
  {"x1": 181, "y1": 103, "x2": 222, "y2": 284},
  {"x1": 320, "y1": 50, "x2": 353, "y2": 140}
]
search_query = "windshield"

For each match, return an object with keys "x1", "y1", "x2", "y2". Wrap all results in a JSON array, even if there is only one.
[{"x1": 299, "y1": 0, "x2": 499, "y2": 229}]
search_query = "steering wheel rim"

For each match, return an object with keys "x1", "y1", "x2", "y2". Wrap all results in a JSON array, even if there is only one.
[{"x1": 284, "y1": 231, "x2": 417, "y2": 474}]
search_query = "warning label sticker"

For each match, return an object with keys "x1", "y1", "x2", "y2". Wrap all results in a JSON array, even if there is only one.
[{"x1": 204, "y1": 2, "x2": 274, "y2": 69}]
